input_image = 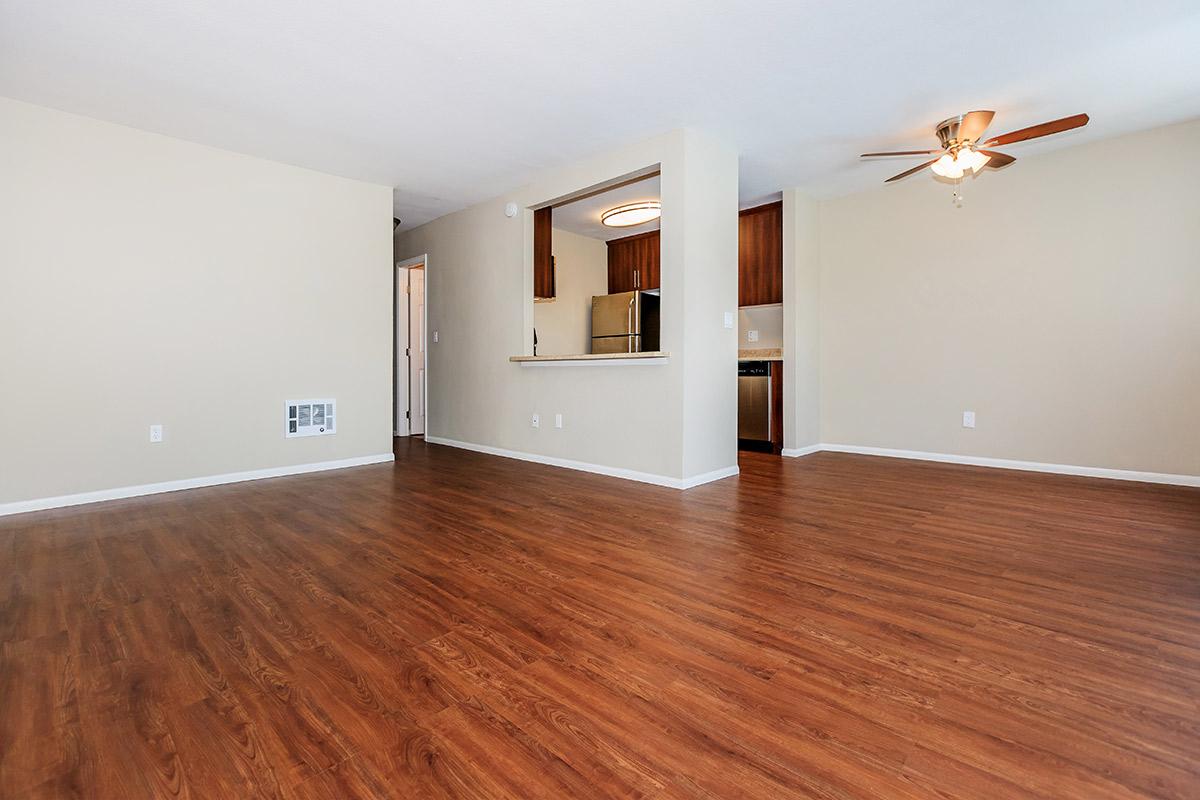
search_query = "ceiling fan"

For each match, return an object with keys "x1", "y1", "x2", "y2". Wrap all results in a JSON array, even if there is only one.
[{"x1": 862, "y1": 111, "x2": 1089, "y2": 183}]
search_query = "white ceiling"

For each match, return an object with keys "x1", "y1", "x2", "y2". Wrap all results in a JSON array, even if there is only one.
[
  {"x1": 3, "y1": 2, "x2": 1198, "y2": 232},
  {"x1": 553, "y1": 176, "x2": 660, "y2": 242}
]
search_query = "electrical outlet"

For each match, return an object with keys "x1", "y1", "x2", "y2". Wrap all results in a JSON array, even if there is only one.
[
  {"x1": 554, "y1": 413, "x2": 563, "y2": 429},
  {"x1": 531, "y1": 413, "x2": 540, "y2": 429},
  {"x1": 747, "y1": 329, "x2": 759, "y2": 343},
  {"x1": 723, "y1": 311, "x2": 734, "y2": 329},
  {"x1": 962, "y1": 411, "x2": 976, "y2": 429},
  {"x1": 149, "y1": 424, "x2": 163, "y2": 443}
]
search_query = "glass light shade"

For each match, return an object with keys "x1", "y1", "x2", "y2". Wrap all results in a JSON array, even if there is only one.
[
  {"x1": 931, "y1": 148, "x2": 991, "y2": 179},
  {"x1": 601, "y1": 201, "x2": 661, "y2": 227}
]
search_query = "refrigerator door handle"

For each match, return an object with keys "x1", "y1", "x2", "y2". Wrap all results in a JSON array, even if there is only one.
[{"x1": 627, "y1": 297, "x2": 635, "y2": 352}]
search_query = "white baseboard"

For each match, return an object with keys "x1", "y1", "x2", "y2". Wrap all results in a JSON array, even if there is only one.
[
  {"x1": 780, "y1": 444, "x2": 822, "y2": 458},
  {"x1": 0, "y1": 453, "x2": 396, "y2": 518},
  {"x1": 782, "y1": 443, "x2": 1200, "y2": 487},
  {"x1": 425, "y1": 435, "x2": 738, "y2": 490},
  {"x1": 680, "y1": 464, "x2": 742, "y2": 489}
]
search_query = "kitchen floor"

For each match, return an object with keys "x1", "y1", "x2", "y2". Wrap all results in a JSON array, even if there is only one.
[{"x1": 2, "y1": 439, "x2": 1197, "y2": 798}]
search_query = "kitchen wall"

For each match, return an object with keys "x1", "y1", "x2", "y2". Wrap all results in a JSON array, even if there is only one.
[
  {"x1": 0, "y1": 98, "x2": 395, "y2": 509},
  {"x1": 395, "y1": 129, "x2": 739, "y2": 486},
  {"x1": 533, "y1": 228, "x2": 608, "y2": 355},
  {"x1": 737, "y1": 305, "x2": 783, "y2": 350},
  {"x1": 787, "y1": 118, "x2": 1200, "y2": 477}
]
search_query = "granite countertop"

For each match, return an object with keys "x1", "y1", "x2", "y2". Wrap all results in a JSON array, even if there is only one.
[
  {"x1": 510, "y1": 351, "x2": 669, "y2": 363},
  {"x1": 738, "y1": 348, "x2": 783, "y2": 361}
]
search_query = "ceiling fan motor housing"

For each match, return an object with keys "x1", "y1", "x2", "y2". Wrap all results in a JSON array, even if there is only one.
[{"x1": 936, "y1": 115, "x2": 972, "y2": 150}]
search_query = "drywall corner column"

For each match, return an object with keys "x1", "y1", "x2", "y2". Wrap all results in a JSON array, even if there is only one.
[
  {"x1": 782, "y1": 188, "x2": 820, "y2": 449},
  {"x1": 679, "y1": 130, "x2": 740, "y2": 480}
]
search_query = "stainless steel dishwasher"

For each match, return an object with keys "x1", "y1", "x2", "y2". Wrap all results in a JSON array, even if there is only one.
[{"x1": 737, "y1": 361, "x2": 771, "y2": 443}]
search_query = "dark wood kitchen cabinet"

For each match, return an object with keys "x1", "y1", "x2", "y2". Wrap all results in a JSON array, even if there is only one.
[
  {"x1": 606, "y1": 229, "x2": 659, "y2": 293},
  {"x1": 739, "y1": 201, "x2": 782, "y2": 306},
  {"x1": 533, "y1": 206, "x2": 555, "y2": 299}
]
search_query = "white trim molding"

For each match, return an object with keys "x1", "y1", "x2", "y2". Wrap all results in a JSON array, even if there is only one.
[
  {"x1": 426, "y1": 435, "x2": 738, "y2": 490},
  {"x1": 0, "y1": 453, "x2": 396, "y2": 517},
  {"x1": 783, "y1": 443, "x2": 1200, "y2": 487},
  {"x1": 780, "y1": 444, "x2": 823, "y2": 458}
]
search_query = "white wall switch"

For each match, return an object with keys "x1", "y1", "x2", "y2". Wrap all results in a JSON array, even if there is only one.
[
  {"x1": 962, "y1": 411, "x2": 976, "y2": 429},
  {"x1": 747, "y1": 329, "x2": 759, "y2": 343},
  {"x1": 723, "y1": 311, "x2": 734, "y2": 329},
  {"x1": 554, "y1": 413, "x2": 563, "y2": 429},
  {"x1": 149, "y1": 424, "x2": 163, "y2": 443},
  {"x1": 531, "y1": 413, "x2": 540, "y2": 429},
  {"x1": 432, "y1": 330, "x2": 439, "y2": 343}
]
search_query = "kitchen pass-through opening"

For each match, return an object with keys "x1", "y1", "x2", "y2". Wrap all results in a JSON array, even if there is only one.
[{"x1": 530, "y1": 171, "x2": 663, "y2": 358}]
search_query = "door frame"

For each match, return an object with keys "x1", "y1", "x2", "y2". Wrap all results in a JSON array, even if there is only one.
[{"x1": 395, "y1": 254, "x2": 429, "y2": 437}]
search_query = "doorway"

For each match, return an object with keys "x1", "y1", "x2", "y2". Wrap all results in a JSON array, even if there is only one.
[{"x1": 395, "y1": 255, "x2": 427, "y2": 438}]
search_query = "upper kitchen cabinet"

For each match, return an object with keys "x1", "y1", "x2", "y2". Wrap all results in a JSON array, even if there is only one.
[
  {"x1": 738, "y1": 201, "x2": 782, "y2": 306},
  {"x1": 607, "y1": 230, "x2": 660, "y2": 293},
  {"x1": 533, "y1": 206, "x2": 555, "y2": 299}
]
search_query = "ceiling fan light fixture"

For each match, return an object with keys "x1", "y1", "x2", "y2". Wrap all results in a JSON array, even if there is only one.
[
  {"x1": 930, "y1": 148, "x2": 990, "y2": 179},
  {"x1": 601, "y1": 201, "x2": 661, "y2": 227}
]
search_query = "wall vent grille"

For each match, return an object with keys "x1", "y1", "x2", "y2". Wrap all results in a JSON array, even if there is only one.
[{"x1": 286, "y1": 399, "x2": 336, "y2": 438}]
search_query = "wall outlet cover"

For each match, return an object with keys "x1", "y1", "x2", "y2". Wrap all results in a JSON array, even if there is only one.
[
  {"x1": 962, "y1": 411, "x2": 976, "y2": 429},
  {"x1": 723, "y1": 312, "x2": 734, "y2": 329},
  {"x1": 554, "y1": 413, "x2": 563, "y2": 429},
  {"x1": 748, "y1": 329, "x2": 759, "y2": 342},
  {"x1": 531, "y1": 413, "x2": 540, "y2": 429},
  {"x1": 149, "y1": 425, "x2": 163, "y2": 443}
]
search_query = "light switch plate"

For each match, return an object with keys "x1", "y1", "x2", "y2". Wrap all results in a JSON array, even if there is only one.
[
  {"x1": 531, "y1": 413, "x2": 540, "y2": 429},
  {"x1": 723, "y1": 311, "x2": 734, "y2": 329},
  {"x1": 554, "y1": 413, "x2": 563, "y2": 429},
  {"x1": 962, "y1": 411, "x2": 976, "y2": 429}
]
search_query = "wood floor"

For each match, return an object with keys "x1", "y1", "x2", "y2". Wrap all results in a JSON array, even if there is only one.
[{"x1": 2, "y1": 439, "x2": 1198, "y2": 799}]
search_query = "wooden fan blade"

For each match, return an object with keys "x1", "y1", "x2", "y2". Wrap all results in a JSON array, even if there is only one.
[
  {"x1": 979, "y1": 149, "x2": 1015, "y2": 168},
  {"x1": 983, "y1": 114, "x2": 1089, "y2": 147},
  {"x1": 861, "y1": 149, "x2": 941, "y2": 157},
  {"x1": 958, "y1": 110, "x2": 995, "y2": 143},
  {"x1": 885, "y1": 158, "x2": 938, "y2": 183}
]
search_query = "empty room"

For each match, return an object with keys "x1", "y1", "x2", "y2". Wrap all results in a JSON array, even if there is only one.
[{"x1": 2, "y1": 2, "x2": 1198, "y2": 798}]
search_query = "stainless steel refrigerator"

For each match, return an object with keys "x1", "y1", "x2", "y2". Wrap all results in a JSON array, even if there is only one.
[{"x1": 591, "y1": 290, "x2": 660, "y2": 354}]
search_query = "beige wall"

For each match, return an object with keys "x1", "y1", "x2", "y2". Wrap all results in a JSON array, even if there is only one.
[
  {"x1": 737, "y1": 305, "x2": 783, "y2": 350},
  {"x1": 782, "y1": 190, "x2": 821, "y2": 450},
  {"x1": 395, "y1": 129, "x2": 739, "y2": 485},
  {"x1": 0, "y1": 98, "x2": 395, "y2": 507},
  {"x1": 811, "y1": 119, "x2": 1200, "y2": 476},
  {"x1": 534, "y1": 228, "x2": 608, "y2": 356}
]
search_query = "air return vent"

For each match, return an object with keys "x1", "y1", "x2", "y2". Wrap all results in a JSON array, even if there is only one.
[{"x1": 285, "y1": 399, "x2": 336, "y2": 438}]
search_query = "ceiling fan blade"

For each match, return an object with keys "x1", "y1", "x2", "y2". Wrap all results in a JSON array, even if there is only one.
[
  {"x1": 885, "y1": 158, "x2": 938, "y2": 183},
  {"x1": 861, "y1": 149, "x2": 941, "y2": 157},
  {"x1": 978, "y1": 149, "x2": 1015, "y2": 168},
  {"x1": 982, "y1": 113, "x2": 1089, "y2": 147},
  {"x1": 958, "y1": 110, "x2": 995, "y2": 143}
]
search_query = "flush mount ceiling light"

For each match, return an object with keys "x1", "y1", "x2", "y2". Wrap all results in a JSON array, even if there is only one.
[{"x1": 601, "y1": 201, "x2": 661, "y2": 228}]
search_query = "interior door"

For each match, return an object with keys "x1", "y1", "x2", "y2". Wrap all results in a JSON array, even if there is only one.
[
  {"x1": 395, "y1": 268, "x2": 410, "y2": 435},
  {"x1": 408, "y1": 268, "x2": 426, "y2": 435}
]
